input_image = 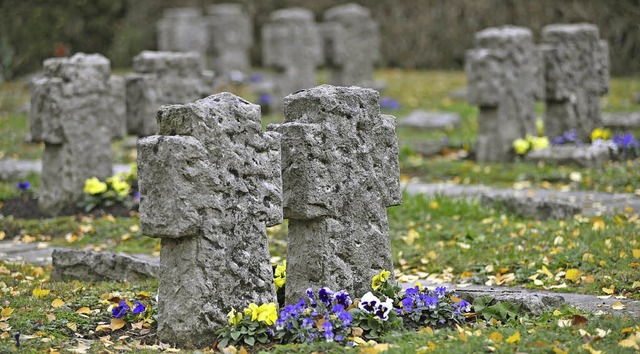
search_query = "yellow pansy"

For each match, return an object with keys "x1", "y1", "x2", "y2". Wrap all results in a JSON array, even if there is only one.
[
  {"x1": 243, "y1": 303, "x2": 259, "y2": 320},
  {"x1": 513, "y1": 138, "x2": 530, "y2": 155},
  {"x1": 275, "y1": 261, "x2": 286, "y2": 278},
  {"x1": 274, "y1": 277, "x2": 286, "y2": 290},
  {"x1": 371, "y1": 269, "x2": 391, "y2": 290},
  {"x1": 83, "y1": 177, "x2": 107, "y2": 195},
  {"x1": 256, "y1": 303, "x2": 278, "y2": 325},
  {"x1": 591, "y1": 127, "x2": 611, "y2": 141},
  {"x1": 107, "y1": 176, "x2": 131, "y2": 197},
  {"x1": 526, "y1": 135, "x2": 550, "y2": 150},
  {"x1": 227, "y1": 308, "x2": 242, "y2": 325}
]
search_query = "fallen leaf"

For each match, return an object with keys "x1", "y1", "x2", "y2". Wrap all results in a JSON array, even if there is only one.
[
  {"x1": 618, "y1": 332, "x2": 640, "y2": 350},
  {"x1": 572, "y1": 314, "x2": 589, "y2": 326},
  {"x1": 136, "y1": 291, "x2": 152, "y2": 299},
  {"x1": 67, "y1": 322, "x2": 77, "y2": 331},
  {"x1": 582, "y1": 343, "x2": 602, "y2": 354},
  {"x1": 506, "y1": 331, "x2": 520, "y2": 344},
  {"x1": 51, "y1": 299, "x2": 65, "y2": 308},
  {"x1": 611, "y1": 301, "x2": 625, "y2": 310},
  {"x1": 552, "y1": 346, "x2": 569, "y2": 354},
  {"x1": 565, "y1": 269, "x2": 584, "y2": 282},
  {"x1": 633, "y1": 282, "x2": 640, "y2": 289},
  {"x1": 1, "y1": 307, "x2": 14, "y2": 319},
  {"x1": 632, "y1": 249, "x2": 640, "y2": 259},
  {"x1": 46, "y1": 314, "x2": 56, "y2": 322},
  {"x1": 131, "y1": 321, "x2": 143, "y2": 330},
  {"x1": 110, "y1": 318, "x2": 126, "y2": 331},
  {"x1": 557, "y1": 319, "x2": 572, "y2": 327},
  {"x1": 0, "y1": 322, "x2": 10, "y2": 331},
  {"x1": 96, "y1": 324, "x2": 111, "y2": 332},
  {"x1": 488, "y1": 331, "x2": 503, "y2": 343},
  {"x1": 592, "y1": 217, "x2": 605, "y2": 231},
  {"x1": 602, "y1": 286, "x2": 615, "y2": 295},
  {"x1": 33, "y1": 288, "x2": 51, "y2": 299},
  {"x1": 76, "y1": 307, "x2": 91, "y2": 314},
  {"x1": 583, "y1": 275, "x2": 595, "y2": 284},
  {"x1": 0, "y1": 231, "x2": 5, "y2": 240},
  {"x1": 352, "y1": 327, "x2": 364, "y2": 337}
]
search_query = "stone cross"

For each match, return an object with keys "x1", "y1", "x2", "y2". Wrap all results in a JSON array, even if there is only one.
[
  {"x1": 466, "y1": 26, "x2": 543, "y2": 162},
  {"x1": 541, "y1": 23, "x2": 609, "y2": 141},
  {"x1": 205, "y1": 3, "x2": 252, "y2": 75},
  {"x1": 269, "y1": 85, "x2": 402, "y2": 304},
  {"x1": 125, "y1": 51, "x2": 214, "y2": 136},
  {"x1": 30, "y1": 53, "x2": 124, "y2": 213},
  {"x1": 321, "y1": 3, "x2": 380, "y2": 88},
  {"x1": 262, "y1": 8, "x2": 323, "y2": 111},
  {"x1": 156, "y1": 7, "x2": 207, "y2": 58},
  {"x1": 138, "y1": 93, "x2": 282, "y2": 347}
]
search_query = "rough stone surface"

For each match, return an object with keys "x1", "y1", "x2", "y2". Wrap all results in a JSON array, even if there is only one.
[
  {"x1": 399, "y1": 110, "x2": 461, "y2": 129},
  {"x1": 108, "y1": 75, "x2": 127, "y2": 139},
  {"x1": 138, "y1": 93, "x2": 282, "y2": 347},
  {"x1": 30, "y1": 53, "x2": 119, "y2": 213},
  {"x1": 205, "y1": 3, "x2": 252, "y2": 74},
  {"x1": 480, "y1": 194, "x2": 581, "y2": 220},
  {"x1": 125, "y1": 51, "x2": 213, "y2": 136},
  {"x1": 602, "y1": 111, "x2": 640, "y2": 130},
  {"x1": 525, "y1": 144, "x2": 610, "y2": 167},
  {"x1": 542, "y1": 23, "x2": 609, "y2": 141},
  {"x1": 321, "y1": 3, "x2": 380, "y2": 87},
  {"x1": 269, "y1": 85, "x2": 401, "y2": 303},
  {"x1": 466, "y1": 26, "x2": 542, "y2": 162},
  {"x1": 51, "y1": 248, "x2": 158, "y2": 282},
  {"x1": 262, "y1": 8, "x2": 323, "y2": 110},
  {"x1": 156, "y1": 7, "x2": 207, "y2": 57}
]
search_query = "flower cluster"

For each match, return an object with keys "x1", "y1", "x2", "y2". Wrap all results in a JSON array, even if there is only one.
[
  {"x1": 380, "y1": 97, "x2": 401, "y2": 110},
  {"x1": 16, "y1": 181, "x2": 30, "y2": 191},
  {"x1": 358, "y1": 292, "x2": 393, "y2": 321},
  {"x1": 513, "y1": 135, "x2": 550, "y2": 155},
  {"x1": 78, "y1": 165, "x2": 138, "y2": 212},
  {"x1": 399, "y1": 284, "x2": 470, "y2": 327},
  {"x1": 274, "y1": 261, "x2": 286, "y2": 291},
  {"x1": 273, "y1": 287, "x2": 353, "y2": 344},
  {"x1": 111, "y1": 299, "x2": 146, "y2": 318},
  {"x1": 550, "y1": 129, "x2": 580, "y2": 146},
  {"x1": 218, "y1": 302, "x2": 279, "y2": 348}
]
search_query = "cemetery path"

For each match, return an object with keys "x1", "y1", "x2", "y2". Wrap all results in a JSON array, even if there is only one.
[{"x1": 405, "y1": 181, "x2": 640, "y2": 216}]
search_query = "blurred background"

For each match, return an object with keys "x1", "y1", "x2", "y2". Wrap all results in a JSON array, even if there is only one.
[{"x1": 1, "y1": 0, "x2": 638, "y2": 80}]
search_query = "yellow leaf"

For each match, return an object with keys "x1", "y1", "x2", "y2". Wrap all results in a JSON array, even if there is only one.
[
  {"x1": 565, "y1": 269, "x2": 584, "y2": 282},
  {"x1": 136, "y1": 291, "x2": 152, "y2": 299},
  {"x1": 110, "y1": 318, "x2": 126, "y2": 331},
  {"x1": 621, "y1": 327, "x2": 634, "y2": 333},
  {"x1": 120, "y1": 233, "x2": 133, "y2": 241},
  {"x1": 618, "y1": 332, "x2": 640, "y2": 350},
  {"x1": 458, "y1": 330, "x2": 467, "y2": 341},
  {"x1": 602, "y1": 286, "x2": 615, "y2": 295},
  {"x1": 632, "y1": 249, "x2": 640, "y2": 259},
  {"x1": 592, "y1": 217, "x2": 605, "y2": 231},
  {"x1": 582, "y1": 343, "x2": 602, "y2": 354},
  {"x1": 129, "y1": 224, "x2": 140, "y2": 232},
  {"x1": 95, "y1": 324, "x2": 111, "y2": 332},
  {"x1": 488, "y1": 331, "x2": 503, "y2": 343},
  {"x1": 0, "y1": 322, "x2": 10, "y2": 331},
  {"x1": 429, "y1": 201, "x2": 439, "y2": 209},
  {"x1": 611, "y1": 301, "x2": 625, "y2": 310},
  {"x1": 0, "y1": 231, "x2": 5, "y2": 240},
  {"x1": 583, "y1": 275, "x2": 595, "y2": 284},
  {"x1": 51, "y1": 298, "x2": 65, "y2": 308},
  {"x1": 506, "y1": 331, "x2": 521, "y2": 344},
  {"x1": 582, "y1": 253, "x2": 595, "y2": 263},
  {"x1": 632, "y1": 282, "x2": 640, "y2": 289},
  {"x1": 1, "y1": 307, "x2": 14, "y2": 319},
  {"x1": 67, "y1": 322, "x2": 77, "y2": 331},
  {"x1": 541, "y1": 265, "x2": 554, "y2": 278},
  {"x1": 33, "y1": 288, "x2": 51, "y2": 299},
  {"x1": 552, "y1": 346, "x2": 569, "y2": 354},
  {"x1": 76, "y1": 307, "x2": 91, "y2": 314},
  {"x1": 418, "y1": 326, "x2": 434, "y2": 336},
  {"x1": 557, "y1": 319, "x2": 572, "y2": 327},
  {"x1": 46, "y1": 313, "x2": 56, "y2": 322},
  {"x1": 553, "y1": 310, "x2": 563, "y2": 316}
]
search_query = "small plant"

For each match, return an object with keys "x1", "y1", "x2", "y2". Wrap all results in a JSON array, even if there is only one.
[
  {"x1": 513, "y1": 135, "x2": 550, "y2": 155},
  {"x1": 273, "y1": 287, "x2": 354, "y2": 345},
  {"x1": 216, "y1": 302, "x2": 278, "y2": 348},
  {"x1": 398, "y1": 284, "x2": 471, "y2": 328},
  {"x1": 472, "y1": 295, "x2": 520, "y2": 323},
  {"x1": 350, "y1": 291, "x2": 403, "y2": 339},
  {"x1": 78, "y1": 165, "x2": 138, "y2": 212}
]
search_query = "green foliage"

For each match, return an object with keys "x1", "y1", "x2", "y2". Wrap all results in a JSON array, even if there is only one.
[
  {"x1": 350, "y1": 307, "x2": 403, "y2": 340},
  {"x1": 472, "y1": 296, "x2": 521, "y2": 323},
  {"x1": 216, "y1": 318, "x2": 271, "y2": 348}
]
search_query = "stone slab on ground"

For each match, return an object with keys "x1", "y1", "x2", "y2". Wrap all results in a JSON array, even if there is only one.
[
  {"x1": 525, "y1": 144, "x2": 611, "y2": 167},
  {"x1": 405, "y1": 181, "x2": 640, "y2": 216},
  {"x1": 0, "y1": 159, "x2": 131, "y2": 180},
  {"x1": 480, "y1": 194, "x2": 581, "y2": 220},
  {"x1": 0, "y1": 241, "x2": 53, "y2": 266},
  {"x1": 50, "y1": 248, "x2": 158, "y2": 282},
  {"x1": 404, "y1": 281, "x2": 640, "y2": 318},
  {"x1": 399, "y1": 110, "x2": 461, "y2": 130},
  {"x1": 602, "y1": 111, "x2": 640, "y2": 130}
]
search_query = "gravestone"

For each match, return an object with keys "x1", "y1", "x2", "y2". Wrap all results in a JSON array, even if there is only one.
[
  {"x1": 466, "y1": 26, "x2": 543, "y2": 162},
  {"x1": 138, "y1": 93, "x2": 282, "y2": 347},
  {"x1": 156, "y1": 7, "x2": 207, "y2": 57},
  {"x1": 30, "y1": 53, "x2": 121, "y2": 212},
  {"x1": 321, "y1": 3, "x2": 380, "y2": 87},
  {"x1": 125, "y1": 51, "x2": 213, "y2": 136},
  {"x1": 205, "y1": 3, "x2": 252, "y2": 75},
  {"x1": 262, "y1": 8, "x2": 323, "y2": 110},
  {"x1": 269, "y1": 85, "x2": 402, "y2": 304},
  {"x1": 542, "y1": 23, "x2": 609, "y2": 141}
]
